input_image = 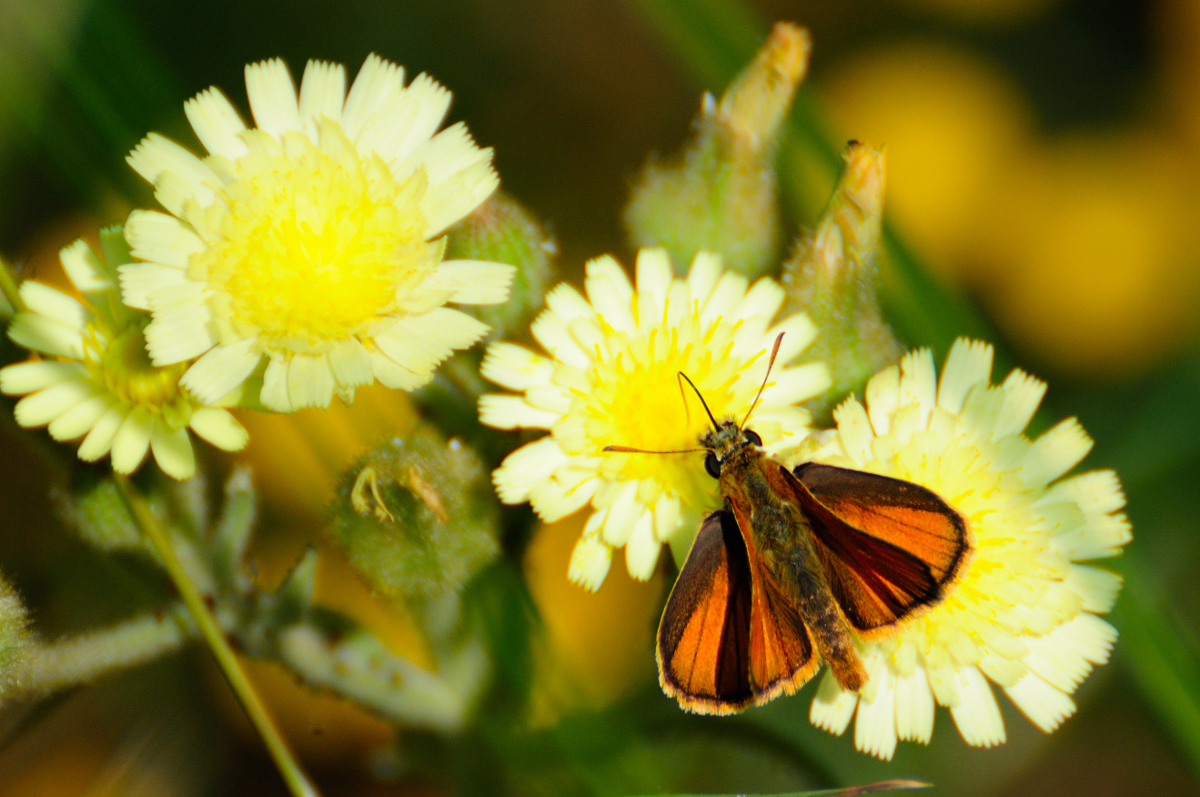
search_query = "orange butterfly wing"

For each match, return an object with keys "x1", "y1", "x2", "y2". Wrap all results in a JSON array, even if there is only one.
[
  {"x1": 657, "y1": 511, "x2": 753, "y2": 713},
  {"x1": 657, "y1": 510, "x2": 817, "y2": 713},
  {"x1": 786, "y1": 462, "x2": 969, "y2": 635}
]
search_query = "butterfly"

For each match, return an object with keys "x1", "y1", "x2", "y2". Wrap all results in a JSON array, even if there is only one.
[{"x1": 608, "y1": 334, "x2": 969, "y2": 714}]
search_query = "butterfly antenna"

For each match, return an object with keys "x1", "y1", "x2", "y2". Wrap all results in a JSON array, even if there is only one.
[
  {"x1": 679, "y1": 372, "x2": 720, "y2": 431},
  {"x1": 741, "y1": 332, "x2": 784, "y2": 428},
  {"x1": 676, "y1": 372, "x2": 692, "y2": 427}
]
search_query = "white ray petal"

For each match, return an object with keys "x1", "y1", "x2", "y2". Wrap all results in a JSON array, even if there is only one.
[
  {"x1": 569, "y1": 528, "x2": 612, "y2": 592},
  {"x1": 245, "y1": 58, "x2": 302, "y2": 136},
  {"x1": 77, "y1": 406, "x2": 126, "y2": 461},
  {"x1": 150, "y1": 421, "x2": 195, "y2": 480},
  {"x1": 624, "y1": 511, "x2": 660, "y2": 580},
  {"x1": 810, "y1": 670, "x2": 858, "y2": 735},
  {"x1": 7, "y1": 314, "x2": 85, "y2": 359},
  {"x1": 947, "y1": 666, "x2": 1005, "y2": 748},
  {"x1": 14, "y1": 379, "x2": 95, "y2": 427},
  {"x1": 189, "y1": 408, "x2": 249, "y2": 451},
  {"x1": 184, "y1": 87, "x2": 249, "y2": 160},
  {"x1": 480, "y1": 342, "x2": 554, "y2": 391},
  {"x1": 937, "y1": 338, "x2": 993, "y2": 413},
  {"x1": 0, "y1": 361, "x2": 88, "y2": 395},
  {"x1": 299, "y1": 59, "x2": 347, "y2": 138},
  {"x1": 1004, "y1": 672, "x2": 1076, "y2": 733},
  {"x1": 492, "y1": 437, "x2": 568, "y2": 505},
  {"x1": 180, "y1": 339, "x2": 261, "y2": 405},
  {"x1": 20, "y1": 281, "x2": 89, "y2": 329},
  {"x1": 48, "y1": 395, "x2": 109, "y2": 441},
  {"x1": 422, "y1": 260, "x2": 516, "y2": 305},
  {"x1": 111, "y1": 407, "x2": 153, "y2": 474},
  {"x1": 343, "y1": 54, "x2": 405, "y2": 141},
  {"x1": 60, "y1": 239, "x2": 113, "y2": 293}
]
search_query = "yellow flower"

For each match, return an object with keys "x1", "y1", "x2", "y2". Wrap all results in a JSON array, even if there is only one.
[
  {"x1": 120, "y1": 55, "x2": 514, "y2": 413},
  {"x1": 2, "y1": 239, "x2": 247, "y2": 479},
  {"x1": 480, "y1": 248, "x2": 829, "y2": 589},
  {"x1": 804, "y1": 339, "x2": 1129, "y2": 759}
]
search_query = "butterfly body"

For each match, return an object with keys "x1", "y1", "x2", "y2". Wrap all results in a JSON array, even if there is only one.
[{"x1": 710, "y1": 422, "x2": 868, "y2": 695}]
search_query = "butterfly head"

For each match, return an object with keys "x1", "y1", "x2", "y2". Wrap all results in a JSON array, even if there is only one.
[{"x1": 700, "y1": 421, "x2": 763, "y2": 479}]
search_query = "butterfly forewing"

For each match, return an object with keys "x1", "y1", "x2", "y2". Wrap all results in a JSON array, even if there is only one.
[
  {"x1": 657, "y1": 511, "x2": 753, "y2": 713},
  {"x1": 784, "y1": 463, "x2": 968, "y2": 634}
]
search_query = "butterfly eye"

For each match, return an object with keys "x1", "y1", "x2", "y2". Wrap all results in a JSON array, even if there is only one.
[
  {"x1": 704, "y1": 452, "x2": 721, "y2": 479},
  {"x1": 744, "y1": 429, "x2": 763, "y2": 447}
]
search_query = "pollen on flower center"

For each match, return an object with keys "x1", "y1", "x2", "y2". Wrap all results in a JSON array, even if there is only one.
[
  {"x1": 198, "y1": 130, "x2": 434, "y2": 352},
  {"x1": 580, "y1": 327, "x2": 745, "y2": 486}
]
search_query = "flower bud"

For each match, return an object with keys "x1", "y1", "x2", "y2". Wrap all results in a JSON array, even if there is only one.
[
  {"x1": 782, "y1": 142, "x2": 903, "y2": 422},
  {"x1": 446, "y1": 192, "x2": 555, "y2": 341},
  {"x1": 625, "y1": 22, "x2": 811, "y2": 278},
  {"x1": 326, "y1": 424, "x2": 500, "y2": 601}
]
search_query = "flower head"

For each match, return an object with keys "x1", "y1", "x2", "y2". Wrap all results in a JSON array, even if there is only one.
[
  {"x1": 803, "y1": 339, "x2": 1129, "y2": 759},
  {"x1": 2, "y1": 238, "x2": 248, "y2": 479},
  {"x1": 120, "y1": 55, "x2": 514, "y2": 412},
  {"x1": 480, "y1": 248, "x2": 830, "y2": 589}
]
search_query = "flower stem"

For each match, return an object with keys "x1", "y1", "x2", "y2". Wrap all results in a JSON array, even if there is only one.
[{"x1": 113, "y1": 474, "x2": 320, "y2": 797}]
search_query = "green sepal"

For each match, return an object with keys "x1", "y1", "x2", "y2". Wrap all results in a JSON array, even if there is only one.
[{"x1": 326, "y1": 424, "x2": 501, "y2": 601}]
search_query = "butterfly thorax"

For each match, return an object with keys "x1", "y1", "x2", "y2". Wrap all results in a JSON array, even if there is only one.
[{"x1": 699, "y1": 419, "x2": 751, "y2": 462}]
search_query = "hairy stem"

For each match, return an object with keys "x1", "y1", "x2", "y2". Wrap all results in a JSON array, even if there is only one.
[
  {"x1": 22, "y1": 603, "x2": 194, "y2": 696},
  {"x1": 113, "y1": 474, "x2": 320, "y2": 797}
]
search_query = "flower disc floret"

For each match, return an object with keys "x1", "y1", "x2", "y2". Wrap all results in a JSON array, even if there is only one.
[
  {"x1": 802, "y1": 339, "x2": 1130, "y2": 759},
  {"x1": 120, "y1": 55, "x2": 515, "y2": 412},
  {"x1": 480, "y1": 248, "x2": 830, "y2": 589},
  {"x1": 2, "y1": 239, "x2": 248, "y2": 479}
]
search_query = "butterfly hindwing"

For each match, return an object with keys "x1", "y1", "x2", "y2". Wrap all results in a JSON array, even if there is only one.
[
  {"x1": 657, "y1": 508, "x2": 818, "y2": 712},
  {"x1": 725, "y1": 493, "x2": 819, "y2": 703},
  {"x1": 785, "y1": 462, "x2": 969, "y2": 634},
  {"x1": 657, "y1": 511, "x2": 753, "y2": 713}
]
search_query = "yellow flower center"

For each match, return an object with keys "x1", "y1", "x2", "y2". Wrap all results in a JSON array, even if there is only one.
[
  {"x1": 95, "y1": 324, "x2": 192, "y2": 427},
  {"x1": 572, "y1": 320, "x2": 758, "y2": 498},
  {"x1": 195, "y1": 126, "x2": 438, "y2": 354}
]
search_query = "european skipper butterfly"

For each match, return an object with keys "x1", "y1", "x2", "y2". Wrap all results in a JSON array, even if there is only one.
[{"x1": 608, "y1": 334, "x2": 969, "y2": 714}]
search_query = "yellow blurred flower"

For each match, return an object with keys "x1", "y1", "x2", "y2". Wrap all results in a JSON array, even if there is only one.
[{"x1": 972, "y1": 132, "x2": 1200, "y2": 376}]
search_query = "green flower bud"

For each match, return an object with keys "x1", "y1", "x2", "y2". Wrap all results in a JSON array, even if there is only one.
[
  {"x1": 326, "y1": 424, "x2": 500, "y2": 601},
  {"x1": 782, "y1": 142, "x2": 903, "y2": 423},
  {"x1": 446, "y1": 192, "x2": 555, "y2": 341},
  {"x1": 0, "y1": 571, "x2": 31, "y2": 701},
  {"x1": 625, "y1": 23, "x2": 811, "y2": 278}
]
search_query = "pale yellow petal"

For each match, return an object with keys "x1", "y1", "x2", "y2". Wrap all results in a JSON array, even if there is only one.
[
  {"x1": 245, "y1": 58, "x2": 301, "y2": 136},
  {"x1": 184, "y1": 87, "x2": 249, "y2": 160},
  {"x1": 111, "y1": 407, "x2": 153, "y2": 474},
  {"x1": 188, "y1": 408, "x2": 249, "y2": 451},
  {"x1": 150, "y1": 421, "x2": 196, "y2": 480}
]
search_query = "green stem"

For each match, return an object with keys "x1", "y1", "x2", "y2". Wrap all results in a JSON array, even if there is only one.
[
  {"x1": 24, "y1": 603, "x2": 196, "y2": 696},
  {"x1": 0, "y1": 257, "x2": 27, "y2": 316},
  {"x1": 113, "y1": 474, "x2": 320, "y2": 797}
]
